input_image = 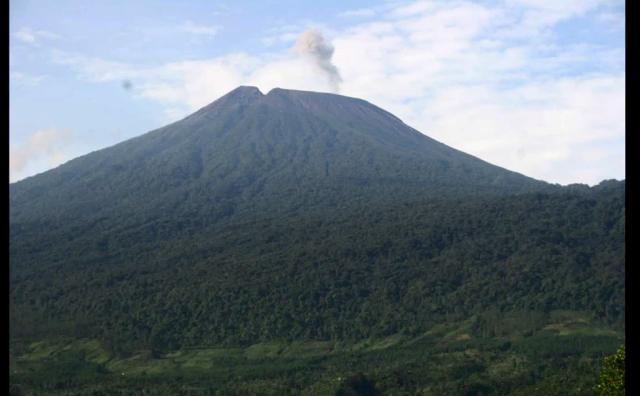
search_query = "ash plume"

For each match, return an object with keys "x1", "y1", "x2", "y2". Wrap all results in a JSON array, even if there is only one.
[{"x1": 294, "y1": 29, "x2": 342, "y2": 92}]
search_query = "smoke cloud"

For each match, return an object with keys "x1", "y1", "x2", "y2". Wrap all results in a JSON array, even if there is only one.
[{"x1": 294, "y1": 29, "x2": 342, "y2": 92}]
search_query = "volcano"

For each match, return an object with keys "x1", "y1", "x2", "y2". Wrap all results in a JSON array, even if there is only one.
[{"x1": 9, "y1": 87, "x2": 623, "y2": 394}]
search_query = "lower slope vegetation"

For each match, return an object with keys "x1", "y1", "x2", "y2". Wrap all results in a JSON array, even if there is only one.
[
  {"x1": 9, "y1": 181, "x2": 624, "y2": 394},
  {"x1": 10, "y1": 312, "x2": 622, "y2": 395}
]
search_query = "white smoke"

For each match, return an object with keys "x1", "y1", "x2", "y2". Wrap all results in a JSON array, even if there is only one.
[{"x1": 294, "y1": 29, "x2": 342, "y2": 92}]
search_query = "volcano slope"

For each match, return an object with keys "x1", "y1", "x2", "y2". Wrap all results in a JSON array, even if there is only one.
[{"x1": 10, "y1": 87, "x2": 624, "y2": 395}]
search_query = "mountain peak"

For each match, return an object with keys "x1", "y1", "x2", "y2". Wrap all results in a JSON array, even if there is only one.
[
  {"x1": 230, "y1": 85, "x2": 263, "y2": 96},
  {"x1": 221, "y1": 85, "x2": 264, "y2": 102},
  {"x1": 186, "y1": 86, "x2": 263, "y2": 119}
]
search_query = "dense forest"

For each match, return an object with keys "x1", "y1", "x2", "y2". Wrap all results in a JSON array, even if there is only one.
[
  {"x1": 9, "y1": 181, "x2": 624, "y2": 394},
  {"x1": 10, "y1": 180, "x2": 624, "y2": 351}
]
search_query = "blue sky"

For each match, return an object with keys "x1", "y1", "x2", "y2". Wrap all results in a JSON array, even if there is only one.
[{"x1": 10, "y1": 0, "x2": 625, "y2": 185}]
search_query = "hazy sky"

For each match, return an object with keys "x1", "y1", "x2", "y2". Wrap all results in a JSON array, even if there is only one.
[{"x1": 10, "y1": 0, "x2": 625, "y2": 185}]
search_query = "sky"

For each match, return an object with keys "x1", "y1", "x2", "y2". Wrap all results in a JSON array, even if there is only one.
[{"x1": 9, "y1": 0, "x2": 625, "y2": 185}]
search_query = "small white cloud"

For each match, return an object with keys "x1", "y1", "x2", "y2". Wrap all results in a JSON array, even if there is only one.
[
  {"x1": 498, "y1": 0, "x2": 613, "y2": 39},
  {"x1": 212, "y1": 4, "x2": 232, "y2": 16},
  {"x1": 10, "y1": 128, "x2": 73, "y2": 182},
  {"x1": 261, "y1": 24, "x2": 307, "y2": 47},
  {"x1": 10, "y1": 71, "x2": 46, "y2": 87},
  {"x1": 12, "y1": 27, "x2": 60, "y2": 46},
  {"x1": 391, "y1": 1, "x2": 439, "y2": 17},
  {"x1": 180, "y1": 20, "x2": 220, "y2": 37},
  {"x1": 13, "y1": 29, "x2": 36, "y2": 44},
  {"x1": 51, "y1": 50, "x2": 143, "y2": 82},
  {"x1": 338, "y1": 8, "x2": 376, "y2": 18}
]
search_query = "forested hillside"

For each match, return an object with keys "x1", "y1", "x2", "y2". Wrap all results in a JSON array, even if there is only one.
[
  {"x1": 10, "y1": 180, "x2": 624, "y2": 351},
  {"x1": 9, "y1": 87, "x2": 624, "y2": 394}
]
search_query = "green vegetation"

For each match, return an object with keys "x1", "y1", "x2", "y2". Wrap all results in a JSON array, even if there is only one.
[
  {"x1": 9, "y1": 312, "x2": 623, "y2": 395},
  {"x1": 595, "y1": 345, "x2": 625, "y2": 395},
  {"x1": 10, "y1": 182, "x2": 624, "y2": 352}
]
